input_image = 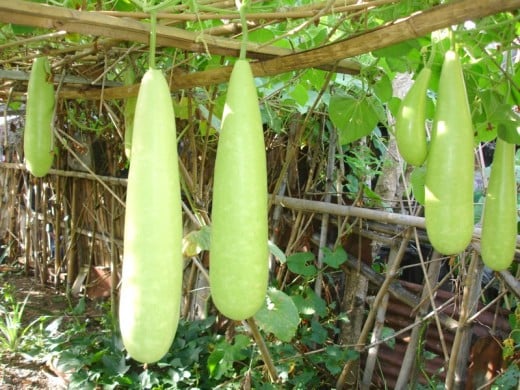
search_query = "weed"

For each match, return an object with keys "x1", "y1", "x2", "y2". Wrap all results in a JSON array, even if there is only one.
[{"x1": 0, "y1": 283, "x2": 42, "y2": 355}]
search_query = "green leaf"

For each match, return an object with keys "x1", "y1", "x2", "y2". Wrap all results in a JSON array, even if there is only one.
[
  {"x1": 497, "y1": 115, "x2": 520, "y2": 145},
  {"x1": 10, "y1": 24, "x2": 38, "y2": 35},
  {"x1": 289, "y1": 83, "x2": 309, "y2": 107},
  {"x1": 381, "y1": 326, "x2": 396, "y2": 349},
  {"x1": 286, "y1": 252, "x2": 317, "y2": 276},
  {"x1": 248, "y1": 28, "x2": 275, "y2": 43},
  {"x1": 410, "y1": 166, "x2": 426, "y2": 205},
  {"x1": 372, "y1": 40, "x2": 421, "y2": 73},
  {"x1": 182, "y1": 225, "x2": 211, "y2": 257},
  {"x1": 494, "y1": 363, "x2": 520, "y2": 388},
  {"x1": 387, "y1": 96, "x2": 402, "y2": 118},
  {"x1": 268, "y1": 240, "x2": 286, "y2": 264},
  {"x1": 173, "y1": 96, "x2": 189, "y2": 120},
  {"x1": 207, "y1": 335, "x2": 250, "y2": 379},
  {"x1": 329, "y1": 94, "x2": 382, "y2": 145},
  {"x1": 323, "y1": 345, "x2": 359, "y2": 375},
  {"x1": 309, "y1": 319, "x2": 327, "y2": 344},
  {"x1": 322, "y1": 247, "x2": 347, "y2": 269},
  {"x1": 371, "y1": 72, "x2": 393, "y2": 103},
  {"x1": 475, "y1": 121, "x2": 498, "y2": 143},
  {"x1": 254, "y1": 288, "x2": 300, "y2": 342},
  {"x1": 291, "y1": 286, "x2": 327, "y2": 317}
]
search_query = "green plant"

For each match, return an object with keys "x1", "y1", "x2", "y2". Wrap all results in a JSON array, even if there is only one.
[{"x1": 0, "y1": 283, "x2": 41, "y2": 354}]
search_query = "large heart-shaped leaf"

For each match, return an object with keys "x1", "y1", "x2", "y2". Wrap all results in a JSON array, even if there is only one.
[{"x1": 328, "y1": 94, "x2": 383, "y2": 145}]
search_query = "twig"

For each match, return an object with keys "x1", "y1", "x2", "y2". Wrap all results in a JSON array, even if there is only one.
[
  {"x1": 394, "y1": 250, "x2": 444, "y2": 389},
  {"x1": 445, "y1": 251, "x2": 481, "y2": 389},
  {"x1": 245, "y1": 317, "x2": 278, "y2": 382},
  {"x1": 314, "y1": 126, "x2": 337, "y2": 300}
]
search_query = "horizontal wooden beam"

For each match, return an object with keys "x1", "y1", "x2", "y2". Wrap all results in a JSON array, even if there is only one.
[
  {"x1": 55, "y1": 0, "x2": 520, "y2": 100},
  {"x1": 1, "y1": 0, "x2": 518, "y2": 99},
  {"x1": 0, "y1": 0, "x2": 360, "y2": 72}
]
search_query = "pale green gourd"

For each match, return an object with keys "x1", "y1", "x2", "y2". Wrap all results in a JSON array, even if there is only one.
[
  {"x1": 395, "y1": 66, "x2": 431, "y2": 166},
  {"x1": 425, "y1": 50, "x2": 474, "y2": 255},
  {"x1": 210, "y1": 59, "x2": 269, "y2": 321},
  {"x1": 480, "y1": 138, "x2": 517, "y2": 271},
  {"x1": 24, "y1": 56, "x2": 55, "y2": 177},
  {"x1": 119, "y1": 68, "x2": 183, "y2": 363}
]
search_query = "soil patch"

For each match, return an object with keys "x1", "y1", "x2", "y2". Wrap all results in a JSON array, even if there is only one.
[{"x1": 0, "y1": 270, "x2": 105, "y2": 389}]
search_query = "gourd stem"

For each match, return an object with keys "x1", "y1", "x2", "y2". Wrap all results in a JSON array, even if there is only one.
[
  {"x1": 448, "y1": 28, "x2": 456, "y2": 51},
  {"x1": 237, "y1": 0, "x2": 249, "y2": 60},
  {"x1": 426, "y1": 42, "x2": 435, "y2": 69},
  {"x1": 149, "y1": 11, "x2": 157, "y2": 69}
]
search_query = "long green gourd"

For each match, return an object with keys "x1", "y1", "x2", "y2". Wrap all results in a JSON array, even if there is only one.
[
  {"x1": 395, "y1": 66, "x2": 431, "y2": 166},
  {"x1": 119, "y1": 67, "x2": 183, "y2": 363},
  {"x1": 24, "y1": 56, "x2": 55, "y2": 177},
  {"x1": 209, "y1": 58, "x2": 269, "y2": 321},
  {"x1": 425, "y1": 50, "x2": 474, "y2": 255},
  {"x1": 480, "y1": 138, "x2": 517, "y2": 271}
]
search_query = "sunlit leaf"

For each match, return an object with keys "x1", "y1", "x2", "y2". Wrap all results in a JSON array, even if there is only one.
[
  {"x1": 254, "y1": 288, "x2": 300, "y2": 342},
  {"x1": 182, "y1": 225, "x2": 211, "y2": 257},
  {"x1": 291, "y1": 286, "x2": 327, "y2": 317}
]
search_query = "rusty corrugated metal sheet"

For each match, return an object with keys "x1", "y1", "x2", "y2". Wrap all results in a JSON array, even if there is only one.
[{"x1": 369, "y1": 281, "x2": 511, "y2": 388}]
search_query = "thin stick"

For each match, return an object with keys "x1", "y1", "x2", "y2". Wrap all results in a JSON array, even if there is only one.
[
  {"x1": 445, "y1": 251, "x2": 480, "y2": 389},
  {"x1": 246, "y1": 317, "x2": 278, "y2": 382}
]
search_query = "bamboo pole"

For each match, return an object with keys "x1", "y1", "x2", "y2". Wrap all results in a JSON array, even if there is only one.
[
  {"x1": 394, "y1": 250, "x2": 444, "y2": 389},
  {"x1": 445, "y1": 251, "x2": 482, "y2": 389},
  {"x1": 0, "y1": 0, "x2": 360, "y2": 82}
]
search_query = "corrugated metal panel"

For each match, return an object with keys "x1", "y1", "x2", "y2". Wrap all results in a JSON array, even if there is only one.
[{"x1": 370, "y1": 281, "x2": 510, "y2": 388}]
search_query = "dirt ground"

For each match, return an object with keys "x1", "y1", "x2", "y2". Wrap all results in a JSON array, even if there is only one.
[{"x1": 0, "y1": 270, "x2": 97, "y2": 389}]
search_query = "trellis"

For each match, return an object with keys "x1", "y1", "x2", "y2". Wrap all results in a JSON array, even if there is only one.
[{"x1": 0, "y1": 0, "x2": 519, "y2": 388}]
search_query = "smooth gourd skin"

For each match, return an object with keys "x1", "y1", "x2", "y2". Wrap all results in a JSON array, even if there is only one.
[
  {"x1": 480, "y1": 138, "x2": 517, "y2": 271},
  {"x1": 119, "y1": 68, "x2": 183, "y2": 364},
  {"x1": 210, "y1": 59, "x2": 269, "y2": 321},
  {"x1": 24, "y1": 56, "x2": 55, "y2": 177},
  {"x1": 395, "y1": 66, "x2": 431, "y2": 166},
  {"x1": 425, "y1": 50, "x2": 474, "y2": 255}
]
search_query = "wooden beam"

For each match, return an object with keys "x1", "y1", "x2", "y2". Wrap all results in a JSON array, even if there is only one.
[
  {"x1": 56, "y1": 0, "x2": 520, "y2": 100},
  {"x1": 0, "y1": 0, "x2": 360, "y2": 73},
  {"x1": 1, "y1": 0, "x2": 517, "y2": 99}
]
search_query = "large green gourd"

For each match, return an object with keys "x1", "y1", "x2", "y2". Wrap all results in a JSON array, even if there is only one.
[
  {"x1": 395, "y1": 66, "x2": 431, "y2": 166},
  {"x1": 119, "y1": 68, "x2": 183, "y2": 363},
  {"x1": 24, "y1": 56, "x2": 55, "y2": 177},
  {"x1": 480, "y1": 138, "x2": 517, "y2": 271},
  {"x1": 210, "y1": 59, "x2": 269, "y2": 321},
  {"x1": 425, "y1": 50, "x2": 474, "y2": 255}
]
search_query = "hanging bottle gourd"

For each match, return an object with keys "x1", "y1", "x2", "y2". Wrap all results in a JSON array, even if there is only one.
[
  {"x1": 209, "y1": 2, "x2": 269, "y2": 321},
  {"x1": 119, "y1": 11, "x2": 183, "y2": 364},
  {"x1": 480, "y1": 137, "x2": 517, "y2": 271},
  {"x1": 24, "y1": 56, "x2": 55, "y2": 177},
  {"x1": 425, "y1": 49, "x2": 475, "y2": 255}
]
